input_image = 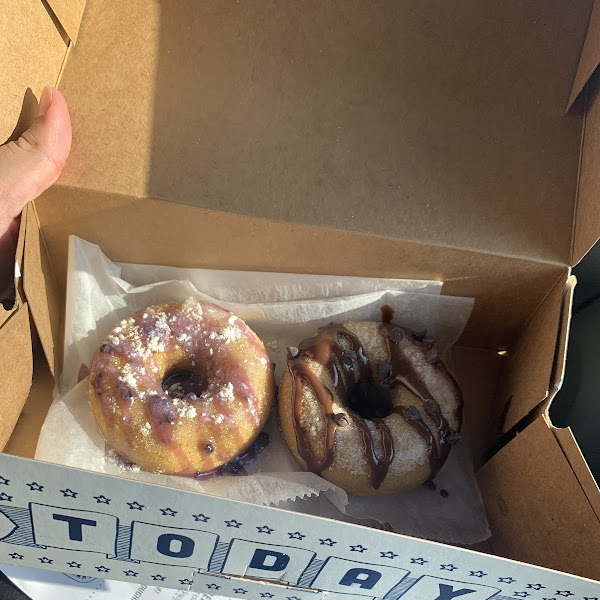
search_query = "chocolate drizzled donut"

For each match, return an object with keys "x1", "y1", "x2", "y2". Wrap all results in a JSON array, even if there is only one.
[{"x1": 279, "y1": 320, "x2": 462, "y2": 496}]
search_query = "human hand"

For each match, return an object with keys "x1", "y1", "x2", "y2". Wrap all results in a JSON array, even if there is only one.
[{"x1": 0, "y1": 85, "x2": 71, "y2": 301}]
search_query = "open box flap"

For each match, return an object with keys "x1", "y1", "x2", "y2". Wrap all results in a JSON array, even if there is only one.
[
  {"x1": 477, "y1": 415, "x2": 600, "y2": 581},
  {"x1": 22, "y1": 205, "x2": 62, "y2": 378},
  {"x1": 0, "y1": 210, "x2": 34, "y2": 451},
  {"x1": 572, "y1": 70, "x2": 600, "y2": 265},
  {"x1": 568, "y1": 1, "x2": 600, "y2": 265},
  {"x1": 0, "y1": 449, "x2": 599, "y2": 596},
  {"x1": 32, "y1": 186, "x2": 567, "y2": 354},
  {"x1": 492, "y1": 270, "x2": 573, "y2": 436},
  {"x1": 567, "y1": 0, "x2": 600, "y2": 111},
  {"x1": 55, "y1": 0, "x2": 592, "y2": 266},
  {"x1": 548, "y1": 274, "x2": 576, "y2": 400},
  {"x1": 0, "y1": 304, "x2": 33, "y2": 451},
  {"x1": 45, "y1": 0, "x2": 87, "y2": 44},
  {"x1": 550, "y1": 422, "x2": 600, "y2": 523},
  {"x1": 0, "y1": 0, "x2": 69, "y2": 143},
  {"x1": 3, "y1": 354, "x2": 55, "y2": 460}
]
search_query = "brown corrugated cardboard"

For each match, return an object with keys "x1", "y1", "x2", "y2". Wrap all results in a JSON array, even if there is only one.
[
  {"x1": 0, "y1": 304, "x2": 33, "y2": 450},
  {"x1": 567, "y1": 0, "x2": 600, "y2": 111},
  {"x1": 13, "y1": 199, "x2": 29, "y2": 308},
  {"x1": 3, "y1": 356, "x2": 54, "y2": 460},
  {"x1": 573, "y1": 71, "x2": 600, "y2": 264},
  {"x1": 548, "y1": 276, "x2": 576, "y2": 401},
  {"x1": 52, "y1": 0, "x2": 161, "y2": 198},
  {"x1": 0, "y1": 301, "x2": 13, "y2": 331},
  {"x1": 0, "y1": 203, "x2": 27, "y2": 329},
  {"x1": 33, "y1": 189, "x2": 567, "y2": 353},
  {"x1": 0, "y1": 0, "x2": 69, "y2": 143},
  {"x1": 57, "y1": 0, "x2": 590, "y2": 265},
  {"x1": 492, "y1": 270, "x2": 570, "y2": 436},
  {"x1": 3, "y1": 0, "x2": 600, "y2": 592},
  {"x1": 451, "y1": 347, "x2": 502, "y2": 466},
  {"x1": 477, "y1": 416, "x2": 600, "y2": 580},
  {"x1": 551, "y1": 424, "x2": 600, "y2": 523},
  {"x1": 569, "y1": 1, "x2": 600, "y2": 264},
  {"x1": 0, "y1": 209, "x2": 31, "y2": 445},
  {"x1": 45, "y1": 0, "x2": 87, "y2": 43},
  {"x1": 23, "y1": 204, "x2": 62, "y2": 377}
]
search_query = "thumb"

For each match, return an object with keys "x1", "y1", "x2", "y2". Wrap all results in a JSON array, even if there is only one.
[{"x1": 0, "y1": 85, "x2": 72, "y2": 236}]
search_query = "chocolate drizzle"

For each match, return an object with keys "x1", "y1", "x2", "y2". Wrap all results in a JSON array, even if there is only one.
[
  {"x1": 380, "y1": 304, "x2": 395, "y2": 323},
  {"x1": 379, "y1": 323, "x2": 454, "y2": 475},
  {"x1": 350, "y1": 415, "x2": 395, "y2": 489},
  {"x1": 289, "y1": 321, "x2": 461, "y2": 490},
  {"x1": 290, "y1": 325, "x2": 372, "y2": 475}
]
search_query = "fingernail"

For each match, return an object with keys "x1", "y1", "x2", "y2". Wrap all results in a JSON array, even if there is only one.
[{"x1": 38, "y1": 85, "x2": 54, "y2": 116}]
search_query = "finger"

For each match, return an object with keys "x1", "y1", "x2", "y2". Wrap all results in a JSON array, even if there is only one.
[
  {"x1": 0, "y1": 85, "x2": 72, "y2": 237},
  {"x1": 0, "y1": 85, "x2": 71, "y2": 299}
]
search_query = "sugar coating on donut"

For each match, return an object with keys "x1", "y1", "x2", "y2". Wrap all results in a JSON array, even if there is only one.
[
  {"x1": 297, "y1": 355, "x2": 424, "y2": 480},
  {"x1": 220, "y1": 382, "x2": 236, "y2": 403},
  {"x1": 89, "y1": 299, "x2": 275, "y2": 475},
  {"x1": 182, "y1": 298, "x2": 203, "y2": 321},
  {"x1": 344, "y1": 322, "x2": 388, "y2": 362}
]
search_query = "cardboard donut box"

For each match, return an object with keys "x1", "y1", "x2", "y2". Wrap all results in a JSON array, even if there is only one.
[{"x1": 1, "y1": 0, "x2": 600, "y2": 597}]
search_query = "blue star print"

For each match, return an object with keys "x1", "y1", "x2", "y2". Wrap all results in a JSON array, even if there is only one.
[
  {"x1": 124, "y1": 570, "x2": 138, "y2": 577},
  {"x1": 0, "y1": 476, "x2": 9, "y2": 485},
  {"x1": 287, "y1": 596, "x2": 301, "y2": 600},
  {"x1": 257, "y1": 525, "x2": 274, "y2": 534},
  {"x1": 95, "y1": 566, "x2": 110, "y2": 573},
  {"x1": 26, "y1": 482, "x2": 44, "y2": 492},
  {"x1": 584, "y1": 597, "x2": 599, "y2": 600},
  {"x1": 440, "y1": 564, "x2": 458, "y2": 571},
  {"x1": 319, "y1": 538, "x2": 336, "y2": 546},
  {"x1": 38, "y1": 557, "x2": 53, "y2": 564},
  {"x1": 410, "y1": 558, "x2": 427, "y2": 565},
  {"x1": 556, "y1": 592, "x2": 573, "y2": 598},
  {"x1": 350, "y1": 545, "x2": 366, "y2": 552},
  {"x1": 0, "y1": 493, "x2": 13, "y2": 502},
  {"x1": 152, "y1": 575, "x2": 166, "y2": 582},
  {"x1": 60, "y1": 489, "x2": 78, "y2": 498},
  {"x1": 526, "y1": 585, "x2": 545, "y2": 591},
  {"x1": 260, "y1": 594, "x2": 274, "y2": 598},
  {"x1": 469, "y1": 571, "x2": 487, "y2": 578},
  {"x1": 206, "y1": 584, "x2": 220, "y2": 590},
  {"x1": 288, "y1": 531, "x2": 305, "y2": 540},
  {"x1": 225, "y1": 519, "x2": 242, "y2": 528},
  {"x1": 9, "y1": 553, "x2": 23, "y2": 560},
  {"x1": 233, "y1": 588, "x2": 248, "y2": 594},
  {"x1": 127, "y1": 501, "x2": 144, "y2": 510},
  {"x1": 380, "y1": 551, "x2": 398, "y2": 559},
  {"x1": 94, "y1": 495, "x2": 111, "y2": 504},
  {"x1": 193, "y1": 513, "x2": 209, "y2": 522},
  {"x1": 499, "y1": 577, "x2": 517, "y2": 584},
  {"x1": 180, "y1": 579, "x2": 194, "y2": 586},
  {"x1": 67, "y1": 562, "x2": 81, "y2": 568},
  {"x1": 513, "y1": 593, "x2": 530, "y2": 598},
  {"x1": 160, "y1": 507, "x2": 177, "y2": 517}
]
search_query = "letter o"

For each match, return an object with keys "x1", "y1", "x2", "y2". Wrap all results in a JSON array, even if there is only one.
[{"x1": 157, "y1": 533, "x2": 195, "y2": 558}]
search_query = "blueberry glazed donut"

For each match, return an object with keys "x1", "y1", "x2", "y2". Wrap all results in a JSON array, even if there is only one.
[
  {"x1": 89, "y1": 299, "x2": 275, "y2": 475},
  {"x1": 278, "y1": 321, "x2": 462, "y2": 496}
]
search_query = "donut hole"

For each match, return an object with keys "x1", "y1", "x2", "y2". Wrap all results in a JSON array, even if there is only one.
[
  {"x1": 162, "y1": 366, "x2": 207, "y2": 400},
  {"x1": 346, "y1": 379, "x2": 393, "y2": 420}
]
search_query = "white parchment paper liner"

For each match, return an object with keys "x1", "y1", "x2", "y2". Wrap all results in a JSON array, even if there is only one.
[{"x1": 36, "y1": 236, "x2": 489, "y2": 544}]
